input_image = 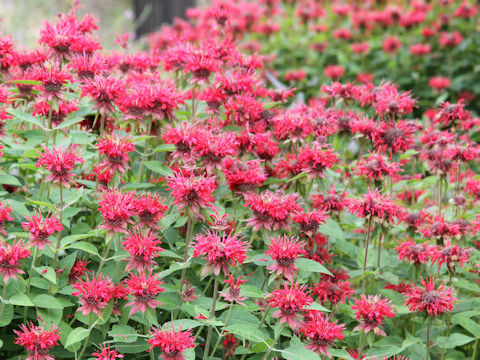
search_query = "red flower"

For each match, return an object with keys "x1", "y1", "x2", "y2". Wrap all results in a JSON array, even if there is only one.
[
  {"x1": 222, "y1": 333, "x2": 238, "y2": 358},
  {"x1": 324, "y1": 65, "x2": 345, "y2": 79},
  {"x1": 347, "y1": 188, "x2": 404, "y2": 223},
  {"x1": 192, "y1": 230, "x2": 249, "y2": 276},
  {"x1": 22, "y1": 211, "x2": 63, "y2": 250},
  {"x1": 372, "y1": 121, "x2": 416, "y2": 157},
  {"x1": 431, "y1": 240, "x2": 471, "y2": 272},
  {"x1": 14, "y1": 322, "x2": 60, "y2": 360},
  {"x1": 299, "y1": 311, "x2": 345, "y2": 358},
  {"x1": 405, "y1": 277, "x2": 457, "y2": 316},
  {"x1": 312, "y1": 185, "x2": 346, "y2": 214},
  {"x1": 0, "y1": 239, "x2": 31, "y2": 283},
  {"x1": 122, "y1": 229, "x2": 163, "y2": 272},
  {"x1": 134, "y1": 192, "x2": 168, "y2": 229},
  {"x1": 0, "y1": 201, "x2": 13, "y2": 236},
  {"x1": 222, "y1": 157, "x2": 267, "y2": 193},
  {"x1": 81, "y1": 75, "x2": 125, "y2": 115},
  {"x1": 439, "y1": 31, "x2": 463, "y2": 47},
  {"x1": 72, "y1": 273, "x2": 114, "y2": 316},
  {"x1": 265, "y1": 235, "x2": 305, "y2": 281},
  {"x1": 429, "y1": 76, "x2": 450, "y2": 91},
  {"x1": 373, "y1": 86, "x2": 416, "y2": 117},
  {"x1": 395, "y1": 239, "x2": 436, "y2": 265},
  {"x1": 68, "y1": 259, "x2": 90, "y2": 283},
  {"x1": 409, "y1": 43, "x2": 431, "y2": 56},
  {"x1": 352, "y1": 295, "x2": 395, "y2": 336},
  {"x1": 98, "y1": 189, "x2": 136, "y2": 234},
  {"x1": 384, "y1": 281, "x2": 413, "y2": 295},
  {"x1": 96, "y1": 135, "x2": 135, "y2": 173},
  {"x1": 418, "y1": 215, "x2": 461, "y2": 241},
  {"x1": 32, "y1": 100, "x2": 78, "y2": 128},
  {"x1": 312, "y1": 273, "x2": 354, "y2": 305},
  {"x1": 36, "y1": 145, "x2": 84, "y2": 187},
  {"x1": 126, "y1": 271, "x2": 164, "y2": 316},
  {"x1": 244, "y1": 190, "x2": 302, "y2": 231},
  {"x1": 292, "y1": 210, "x2": 326, "y2": 237},
  {"x1": 297, "y1": 143, "x2": 338, "y2": 178},
  {"x1": 92, "y1": 345, "x2": 124, "y2": 360},
  {"x1": 167, "y1": 171, "x2": 216, "y2": 219},
  {"x1": 434, "y1": 100, "x2": 472, "y2": 129},
  {"x1": 268, "y1": 282, "x2": 313, "y2": 330},
  {"x1": 354, "y1": 152, "x2": 400, "y2": 181},
  {"x1": 382, "y1": 36, "x2": 402, "y2": 54},
  {"x1": 148, "y1": 324, "x2": 195, "y2": 360},
  {"x1": 30, "y1": 63, "x2": 73, "y2": 99},
  {"x1": 220, "y1": 274, "x2": 247, "y2": 305}
]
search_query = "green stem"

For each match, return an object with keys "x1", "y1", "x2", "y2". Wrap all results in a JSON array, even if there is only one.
[
  {"x1": 136, "y1": 116, "x2": 153, "y2": 182},
  {"x1": 426, "y1": 323, "x2": 431, "y2": 360},
  {"x1": 78, "y1": 313, "x2": 93, "y2": 360},
  {"x1": 362, "y1": 217, "x2": 374, "y2": 294},
  {"x1": 0, "y1": 281, "x2": 8, "y2": 320},
  {"x1": 472, "y1": 338, "x2": 479, "y2": 360},
  {"x1": 203, "y1": 278, "x2": 219, "y2": 360},
  {"x1": 49, "y1": 184, "x2": 64, "y2": 294},
  {"x1": 98, "y1": 234, "x2": 114, "y2": 274},
  {"x1": 23, "y1": 246, "x2": 38, "y2": 322},
  {"x1": 209, "y1": 303, "x2": 233, "y2": 360},
  {"x1": 257, "y1": 307, "x2": 271, "y2": 329},
  {"x1": 264, "y1": 323, "x2": 284, "y2": 359}
]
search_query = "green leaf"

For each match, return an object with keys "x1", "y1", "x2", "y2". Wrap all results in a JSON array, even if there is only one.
[
  {"x1": 365, "y1": 345, "x2": 403, "y2": 358},
  {"x1": 108, "y1": 324, "x2": 138, "y2": 343},
  {"x1": 282, "y1": 345, "x2": 321, "y2": 360},
  {"x1": 224, "y1": 324, "x2": 266, "y2": 343},
  {"x1": 296, "y1": 258, "x2": 332, "y2": 275},
  {"x1": 65, "y1": 327, "x2": 89, "y2": 348},
  {"x1": 318, "y1": 218, "x2": 344, "y2": 241},
  {"x1": 305, "y1": 302, "x2": 330, "y2": 312},
  {"x1": 452, "y1": 313, "x2": 480, "y2": 337},
  {"x1": 32, "y1": 294, "x2": 64, "y2": 309},
  {"x1": 54, "y1": 115, "x2": 85, "y2": 130},
  {"x1": 0, "y1": 304, "x2": 13, "y2": 326},
  {"x1": 27, "y1": 200, "x2": 56, "y2": 209},
  {"x1": 144, "y1": 161, "x2": 174, "y2": 177},
  {"x1": 34, "y1": 266, "x2": 57, "y2": 284},
  {"x1": 66, "y1": 241, "x2": 100, "y2": 257},
  {"x1": 8, "y1": 293, "x2": 34, "y2": 307},
  {"x1": 154, "y1": 144, "x2": 176, "y2": 152},
  {"x1": 0, "y1": 174, "x2": 21, "y2": 187},
  {"x1": 437, "y1": 333, "x2": 475, "y2": 348},
  {"x1": 162, "y1": 319, "x2": 202, "y2": 330},
  {"x1": 8, "y1": 109, "x2": 45, "y2": 128},
  {"x1": 9, "y1": 79, "x2": 42, "y2": 85},
  {"x1": 241, "y1": 284, "x2": 264, "y2": 299}
]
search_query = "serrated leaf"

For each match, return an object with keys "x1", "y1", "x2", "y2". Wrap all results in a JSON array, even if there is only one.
[
  {"x1": 32, "y1": 294, "x2": 64, "y2": 309},
  {"x1": 108, "y1": 324, "x2": 138, "y2": 343},
  {"x1": 8, "y1": 293, "x2": 34, "y2": 307},
  {"x1": 224, "y1": 324, "x2": 266, "y2": 342},
  {"x1": 241, "y1": 284, "x2": 264, "y2": 298},
  {"x1": 0, "y1": 174, "x2": 21, "y2": 187},
  {"x1": 154, "y1": 144, "x2": 176, "y2": 152},
  {"x1": 437, "y1": 333, "x2": 475, "y2": 348},
  {"x1": 66, "y1": 241, "x2": 99, "y2": 257},
  {"x1": 296, "y1": 258, "x2": 332, "y2": 275},
  {"x1": 8, "y1": 109, "x2": 45, "y2": 128},
  {"x1": 0, "y1": 304, "x2": 13, "y2": 326},
  {"x1": 54, "y1": 115, "x2": 85, "y2": 130},
  {"x1": 34, "y1": 266, "x2": 57, "y2": 284},
  {"x1": 144, "y1": 161, "x2": 173, "y2": 177},
  {"x1": 318, "y1": 218, "x2": 344, "y2": 240},
  {"x1": 282, "y1": 345, "x2": 321, "y2": 360},
  {"x1": 65, "y1": 327, "x2": 89, "y2": 348}
]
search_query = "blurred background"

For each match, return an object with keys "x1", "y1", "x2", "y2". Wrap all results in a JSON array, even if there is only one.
[{"x1": 0, "y1": 0, "x2": 200, "y2": 49}]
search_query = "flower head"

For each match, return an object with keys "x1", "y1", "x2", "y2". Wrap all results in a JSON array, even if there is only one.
[
  {"x1": 405, "y1": 277, "x2": 457, "y2": 317},
  {"x1": 36, "y1": 145, "x2": 84, "y2": 187},
  {"x1": 148, "y1": 324, "x2": 195, "y2": 360},
  {"x1": 0, "y1": 239, "x2": 31, "y2": 283},
  {"x1": 220, "y1": 274, "x2": 247, "y2": 305},
  {"x1": 299, "y1": 311, "x2": 345, "y2": 358},
  {"x1": 96, "y1": 135, "x2": 135, "y2": 173},
  {"x1": 22, "y1": 211, "x2": 63, "y2": 250},
  {"x1": 14, "y1": 322, "x2": 60, "y2": 360},
  {"x1": 92, "y1": 345, "x2": 124, "y2": 360},
  {"x1": 122, "y1": 229, "x2": 163, "y2": 272},
  {"x1": 134, "y1": 192, "x2": 168, "y2": 229},
  {"x1": 347, "y1": 188, "x2": 404, "y2": 223},
  {"x1": 192, "y1": 230, "x2": 249, "y2": 276},
  {"x1": 72, "y1": 273, "x2": 114, "y2": 316},
  {"x1": 126, "y1": 271, "x2": 164, "y2": 316},
  {"x1": 352, "y1": 295, "x2": 395, "y2": 336},
  {"x1": 268, "y1": 282, "x2": 313, "y2": 330},
  {"x1": 431, "y1": 240, "x2": 471, "y2": 272},
  {"x1": 312, "y1": 272, "x2": 354, "y2": 305},
  {"x1": 98, "y1": 189, "x2": 136, "y2": 234},
  {"x1": 395, "y1": 239, "x2": 436, "y2": 265},
  {"x1": 222, "y1": 157, "x2": 267, "y2": 193},
  {"x1": 0, "y1": 201, "x2": 13, "y2": 236},
  {"x1": 167, "y1": 171, "x2": 216, "y2": 219},
  {"x1": 265, "y1": 235, "x2": 305, "y2": 281}
]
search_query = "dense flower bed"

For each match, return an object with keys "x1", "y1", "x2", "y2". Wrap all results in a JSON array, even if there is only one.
[{"x1": 0, "y1": 1, "x2": 479, "y2": 360}]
